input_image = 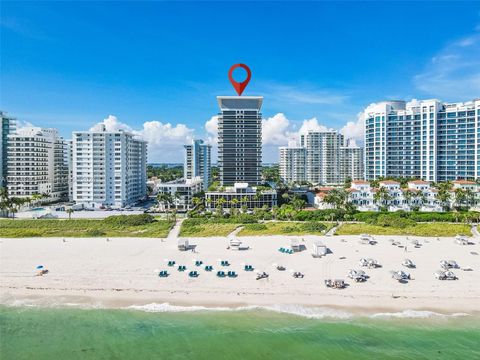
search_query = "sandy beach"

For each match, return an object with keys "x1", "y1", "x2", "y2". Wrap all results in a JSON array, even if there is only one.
[{"x1": 1, "y1": 232, "x2": 479, "y2": 315}]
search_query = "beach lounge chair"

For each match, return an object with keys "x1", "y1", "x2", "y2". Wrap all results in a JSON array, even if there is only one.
[
  {"x1": 158, "y1": 270, "x2": 169, "y2": 277},
  {"x1": 178, "y1": 265, "x2": 187, "y2": 272},
  {"x1": 195, "y1": 260, "x2": 203, "y2": 266},
  {"x1": 455, "y1": 235, "x2": 469, "y2": 245},
  {"x1": 276, "y1": 265, "x2": 286, "y2": 271},
  {"x1": 334, "y1": 279, "x2": 345, "y2": 289},
  {"x1": 189, "y1": 271, "x2": 199, "y2": 278},
  {"x1": 205, "y1": 265, "x2": 213, "y2": 271},
  {"x1": 216, "y1": 271, "x2": 226, "y2": 278},
  {"x1": 256, "y1": 272, "x2": 269, "y2": 280},
  {"x1": 292, "y1": 271, "x2": 304, "y2": 278},
  {"x1": 167, "y1": 260, "x2": 176, "y2": 267},
  {"x1": 244, "y1": 265, "x2": 254, "y2": 271},
  {"x1": 227, "y1": 271, "x2": 237, "y2": 278},
  {"x1": 402, "y1": 259, "x2": 416, "y2": 268},
  {"x1": 347, "y1": 269, "x2": 367, "y2": 282}
]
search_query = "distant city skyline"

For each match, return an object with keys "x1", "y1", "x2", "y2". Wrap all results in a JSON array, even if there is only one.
[{"x1": 1, "y1": 1, "x2": 479, "y2": 162}]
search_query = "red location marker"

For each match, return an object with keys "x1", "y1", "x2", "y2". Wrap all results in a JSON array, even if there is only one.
[{"x1": 228, "y1": 63, "x2": 251, "y2": 96}]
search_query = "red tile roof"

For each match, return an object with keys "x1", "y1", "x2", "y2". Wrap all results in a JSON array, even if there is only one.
[
  {"x1": 379, "y1": 180, "x2": 400, "y2": 185},
  {"x1": 351, "y1": 180, "x2": 369, "y2": 184},
  {"x1": 453, "y1": 180, "x2": 476, "y2": 185},
  {"x1": 408, "y1": 180, "x2": 430, "y2": 185}
]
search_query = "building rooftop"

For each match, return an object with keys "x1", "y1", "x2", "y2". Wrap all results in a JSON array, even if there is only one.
[{"x1": 216, "y1": 96, "x2": 263, "y2": 110}]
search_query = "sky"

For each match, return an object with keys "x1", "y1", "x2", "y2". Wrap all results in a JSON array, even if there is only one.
[{"x1": 1, "y1": 1, "x2": 480, "y2": 163}]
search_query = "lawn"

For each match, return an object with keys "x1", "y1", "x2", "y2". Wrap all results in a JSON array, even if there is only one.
[
  {"x1": 179, "y1": 222, "x2": 240, "y2": 237},
  {"x1": 238, "y1": 221, "x2": 334, "y2": 236},
  {"x1": 335, "y1": 222, "x2": 472, "y2": 237},
  {"x1": 0, "y1": 218, "x2": 174, "y2": 238}
]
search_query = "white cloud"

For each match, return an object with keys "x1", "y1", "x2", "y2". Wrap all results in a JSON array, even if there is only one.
[
  {"x1": 297, "y1": 117, "x2": 333, "y2": 134},
  {"x1": 90, "y1": 115, "x2": 132, "y2": 132},
  {"x1": 414, "y1": 31, "x2": 480, "y2": 100},
  {"x1": 205, "y1": 115, "x2": 219, "y2": 145},
  {"x1": 262, "y1": 113, "x2": 290, "y2": 145},
  {"x1": 339, "y1": 112, "x2": 364, "y2": 144},
  {"x1": 90, "y1": 115, "x2": 194, "y2": 162}
]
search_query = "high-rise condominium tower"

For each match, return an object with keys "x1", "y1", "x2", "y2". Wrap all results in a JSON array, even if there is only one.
[
  {"x1": 1, "y1": 111, "x2": 16, "y2": 188},
  {"x1": 364, "y1": 99, "x2": 480, "y2": 181},
  {"x1": 279, "y1": 142, "x2": 307, "y2": 184},
  {"x1": 72, "y1": 124, "x2": 147, "y2": 208},
  {"x1": 301, "y1": 130, "x2": 344, "y2": 185},
  {"x1": 7, "y1": 127, "x2": 68, "y2": 200},
  {"x1": 339, "y1": 139, "x2": 364, "y2": 182},
  {"x1": 184, "y1": 139, "x2": 212, "y2": 190},
  {"x1": 217, "y1": 96, "x2": 263, "y2": 186}
]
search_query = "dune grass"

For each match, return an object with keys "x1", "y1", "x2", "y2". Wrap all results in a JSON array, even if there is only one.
[
  {"x1": 179, "y1": 222, "x2": 240, "y2": 237},
  {"x1": 238, "y1": 221, "x2": 334, "y2": 236},
  {"x1": 0, "y1": 218, "x2": 174, "y2": 238},
  {"x1": 336, "y1": 222, "x2": 472, "y2": 237}
]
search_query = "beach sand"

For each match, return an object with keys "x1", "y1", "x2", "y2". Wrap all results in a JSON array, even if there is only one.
[{"x1": 1, "y1": 233, "x2": 479, "y2": 315}]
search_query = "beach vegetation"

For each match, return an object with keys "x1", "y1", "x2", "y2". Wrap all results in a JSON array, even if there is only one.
[
  {"x1": 336, "y1": 222, "x2": 472, "y2": 237},
  {"x1": 0, "y1": 215, "x2": 173, "y2": 238},
  {"x1": 238, "y1": 221, "x2": 331, "y2": 236}
]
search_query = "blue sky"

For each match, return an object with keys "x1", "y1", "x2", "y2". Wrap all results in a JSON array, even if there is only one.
[{"x1": 1, "y1": 1, "x2": 480, "y2": 162}]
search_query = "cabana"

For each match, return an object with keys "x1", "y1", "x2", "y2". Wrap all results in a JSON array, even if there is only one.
[
  {"x1": 178, "y1": 238, "x2": 190, "y2": 251},
  {"x1": 312, "y1": 240, "x2": 327, "y2": 258}
]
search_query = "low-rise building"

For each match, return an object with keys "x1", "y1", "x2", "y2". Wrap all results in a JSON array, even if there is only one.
[
  {"x1": 205, "y1": 182, "x2": 277, "y2": 210},
  {"x1": 313, "y1": 179, "x2": 480, "y2": 212},
  {"x1": 156, "y1": 177, "x2": 203, "y2": 212}
]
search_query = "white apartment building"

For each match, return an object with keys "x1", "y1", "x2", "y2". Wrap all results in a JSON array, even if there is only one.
[
  {"x1": 279, "y1": 141, "x2": 307, "y2": 184},
  {"x1": 205, "y1": 182, "x2": 277, "y2": 210},
  {"x1": 6, "y1": 127, "x2": 68, "y2": 201},
  {"x1": 184, "y1": 139, "x2": 212, "y2": 190},
  {"x1": 364, "y1": 99, "x2": 480, "y2": 182},
  {"x1": 281, "y1": 132, "x2": 364, "y2": 185},
  {"x1": 340, "y1": 139, "x2": 364, "y2": 182},
  {"x1": 156, "y1": 177, "x2": 203, "y2": 212},
  {"x1": 301, "y1": 130, "x2": 344, "y2": 185},
  {"x1": 72, "y1": 125, "x2": 147, "y2": 208},
  {"x1": 315, "y1": 179, "x2": 479, "y2": 212}
]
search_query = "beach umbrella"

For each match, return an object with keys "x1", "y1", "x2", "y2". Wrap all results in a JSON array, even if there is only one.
[{"x1": 36, "y1": 265, "x2": 44, "y2": 269}]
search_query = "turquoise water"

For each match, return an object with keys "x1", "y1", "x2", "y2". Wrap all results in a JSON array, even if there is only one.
[{"x1": 1, "y1": 306, "x2": 479, "y2": 359}]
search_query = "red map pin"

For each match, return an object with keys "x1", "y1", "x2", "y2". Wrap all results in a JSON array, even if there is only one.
[{"x1": 228, "y1": 64, "x2": 251, "y2": 96}]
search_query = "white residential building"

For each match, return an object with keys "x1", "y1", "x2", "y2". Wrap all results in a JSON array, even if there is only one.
[
  {"x1": 72, "y1": 125, "x2": 147, "y2": 208},
  {"x1": 156, "y1": 177, "x2": 203, "y2": 212},
  {"x1": 184, "y1": 139, "x2": 212, "y2": 190},
  {"x1": 364, "y1": 99, "x2": 480, "y2": 182},
  {"x1": 314, "y1": 179, "x2": 479, "y2": 212},
  {"x1": 205, "y1": 182, "x2": 277, "y2": 210},
  {"x1": 279, "y1": 142, "x2": 307, "y2": 184},
  {"x1": 339, "y1": 139, "x2": 364, "y2": 182},
  {"x1": 6, "y1": 127, "x2": 68, "y2": 201},
  {"x1": 301, "y1": 130, "x2": 344, "y2": 185}
]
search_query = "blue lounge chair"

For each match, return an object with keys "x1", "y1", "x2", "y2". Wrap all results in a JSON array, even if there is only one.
[{"x1": 216, "y1": 271, "x2": 226, "y2": 277}]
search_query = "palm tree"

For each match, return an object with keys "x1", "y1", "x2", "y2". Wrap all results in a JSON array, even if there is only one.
[
  {"x1": 454, "y1": 188, "x2": 467, "y2": 210},
  {"x1": 323, "y1": 189, "x2": 348, "y2": 210},
  {"x1": 66, "y1": 208, "x2": 74, "y2": 220},
  {"x1": 436, "y1": 182, "x2": 452, "y2": 211},
  {"x1": 374, "y1": 187, "x2": 391, "y2": 210}
]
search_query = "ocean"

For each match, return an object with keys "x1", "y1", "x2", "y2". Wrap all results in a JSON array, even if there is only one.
[{"x1": 1, "y1": 304, "x2": 479, "y2": 360}]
